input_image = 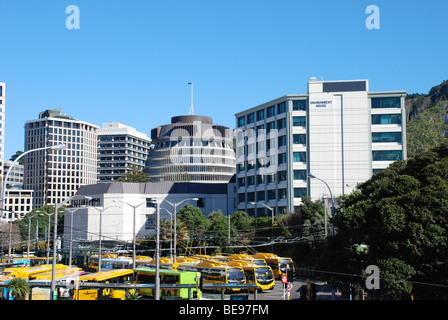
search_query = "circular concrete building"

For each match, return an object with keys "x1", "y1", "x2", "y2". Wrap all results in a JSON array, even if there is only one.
[{"x1": 145, "y1": 115, "x2": 235, "y2": 183}]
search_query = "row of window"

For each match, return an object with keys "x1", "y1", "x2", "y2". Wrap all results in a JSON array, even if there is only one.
[
  {"x1": 238, "y1": 187, "x2": 308, "y2": 203},
  {"x1": 238, "y1": 170, "x2": 308, "y2": 187},
  {"x1": 237, "y1": 97, "x2": 401, "y2": 128}
]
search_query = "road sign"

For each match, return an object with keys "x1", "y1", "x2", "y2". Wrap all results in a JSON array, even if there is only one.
[{"x1": 281, "y1": 274, "x2": 288, "y2": 284}]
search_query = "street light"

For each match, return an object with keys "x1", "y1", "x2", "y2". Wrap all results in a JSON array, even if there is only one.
[
  {"x1": 163, "y1": 198, "x2": 199, "y2": 263},
  {"x1": 51, "y1": 194, "x2": 91, "y2": 298},
  {"x1": 113, "y1": 200, "x2": 146, "y2": 269},
  {"x1": 148, "y1": 199, "x2": 161, "y2": 300},
  {"x1": 159, "y1": 208, "x2": 173, "y2": 259},
  {"x1": 1, "y1": 143, "x2": 66, "y2": 220},
  {"x1": 308, "y1": 173, "x2": 334, "y2": 237},
  {"x1": 89, "y1": 204, "x2": 120, "y2": 272},
  {"x1": 37, "y1": 210, "x2": 54, "y2": 264},
  {"x1": 65, "y1": 207, "x2": 85, "y2": 267},
  {"x1": 250, "y1": 201, "x2": 275, "y2": 253}
]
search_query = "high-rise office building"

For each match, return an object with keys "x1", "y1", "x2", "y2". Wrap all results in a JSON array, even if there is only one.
[
  {"x1": 235, "y1": 78, "x2": 407, "y2": 216},
  {"x1": 98, "y1": 122, "x2": 151, "y2": 182},
  {"x1": 0, "y1": 82, "x2": 5, "y2": 166},
  {"x1": 146, "y1": 115, "x2": 236, "y2": 183},
  {"x1": 24, "y1": 109, "x2": 98, "y2": 208}
]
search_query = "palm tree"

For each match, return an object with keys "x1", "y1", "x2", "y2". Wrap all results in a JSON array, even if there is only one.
[{"x1": 7, "y1": 277, "x2": 30, "y2": 300}]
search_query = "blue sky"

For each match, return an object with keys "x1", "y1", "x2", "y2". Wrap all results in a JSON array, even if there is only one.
[{"x1": 0, "y1": 0, "x2": 447, "y2": 160}]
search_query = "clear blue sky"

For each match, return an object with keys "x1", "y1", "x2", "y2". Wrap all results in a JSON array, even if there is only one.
[{"x1": 1, "y1": 0, "x2": 447, "y2": 160}]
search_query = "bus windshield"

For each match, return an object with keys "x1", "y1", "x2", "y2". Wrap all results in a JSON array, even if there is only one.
[
  {"x1": 227, "y1": 268, "x2": 245, "y2": 283},
  {"x1": 255, "y1": 267, "x2": 274, "y2": 284},
  {"x1": 279, "y1": 259, "x2": 294, "y2": 273}
]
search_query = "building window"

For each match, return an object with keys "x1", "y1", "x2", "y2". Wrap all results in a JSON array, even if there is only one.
[
  {"x1": 277, "y1": 118, "x2": 286, "y2": 129},
  {"x1": 238, "y1": 116, "x2": 245, "y2": 127},
  {"x1": 293, "y1": 116, "x2": 306, "y2": 127},
  {"x1": 278, "y1": 153, "x2": 286, "y2": 164},
  {"x1": 247, "y1": 113, "x2": 255, "y2": 124},
  {"x1": 293, "y1": 152, "x2": 306, "y2": 163},
  {"x1": 267, "y1": 106, "x2": 275, "y2": 118},
  {"x1": 278, "y1": 171, "x2": 287, "y2": 181},
  {"x1": 266, "y1": 121, "x2": 275, "y2": 132},
  {"x1": 372, "y1": 150, "x2": 402, "y2": 161},
  {"x1": 278, "y1": 135, "x2": 286, "y2": 147},
  {"x1": 372, "y1": 132, "x2": 402, "y2": 143},
  {"x1": 371, "y1": 97, "x2": 401, "y2": 108},
  {"x1": 257, "y1": 190, "x2": 265, "y2": 201},
  {"x1": 294, "y1": 188, "x2": 307, "y2": 198},
  {"x1": 371, "y1": 114, "x2": 402, "y2": 125},
  {"x1": 277, "y1": 102, "x2": 286, "y2": 114},
  {"x1": 0, "y1": 86, "x2": 3, "y2": 97},
  {"x1": 267, "y1": 189, "x2": 276, "y2": 200},
  {"x1": 293, "y1": 134, "x2": 306, "y2": 145},
  {"x1": 278, "y1": 188, "x2": 287, "y2": 199},
  {"x1": 145, "y1": 216, "x2": 154, "y2": 230},
  {"x1": 293, "y1": 100, "x2": 307, "y2": 111},
  {"x1": 257, "y1": 109, "x2": 265, "y2": 121},
  {"x1": 293, "y1": 170, "x2": 307, "y2": 180}
]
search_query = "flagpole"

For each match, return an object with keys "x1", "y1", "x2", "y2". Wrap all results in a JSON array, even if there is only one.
[{"x1": 188, "y1": 81, "x2": 194, "y2": 115}]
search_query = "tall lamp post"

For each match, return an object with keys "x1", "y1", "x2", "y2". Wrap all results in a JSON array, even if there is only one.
[
  {"x1": 113, "y1": 200, "x2": 146, "y2": 269},
  {"x1": 148, "y1": 199, "x2": 161, "y2": 300},
  {"x1": 65, "y1": 207, "x2": 85, "y2": 267},
  {"x1": 250, "y1": 201, "x2": 275, "y2": 253},
  {"x1": 1, "y1": 144, "x2": 67, "y2": 263},
  {"x1": 159, "y1": 208, "x2": 173, "y2": 259},
  {"x1": 307, "y1": 173, "x2": 335, "y2": 237},
  {"x1": 89, "y1": 204, "x2": 120, "y2": 272},
  {"x1": 51, "y1": 194, "x2": 91, "y2": 298},
  {"x1": 163, "y1": 198, "x2": 198, "y2": 263}
]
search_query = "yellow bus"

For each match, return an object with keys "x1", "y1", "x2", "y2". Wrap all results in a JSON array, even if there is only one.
[
  {"x1": 29, "y1": 267, "x2": 85, "y2": 281},
  {"x1": 226, "y1": 254, "x2": 267, "y2": 266},
  {"x1": 6, "y1": 264, "x2": 68, "y2": 280},
  {"x1": 87, "y1": 256, "x2": 133, "y2": 272},
  {"x1": 252, "y1": 253, "x2": 294, "y2": 279},
  {"x1": 134, "y1": 267, "x2": 201, "y2": 299},
  {"x1": 74, "y1": 269, "x2": 134, "y2": 300},
  {"x1": 178, "y1": 260, "x2": 246, "y2": 292},
  {"x1": 227, "y1": 260, "x2": 275, "y2": 292}
]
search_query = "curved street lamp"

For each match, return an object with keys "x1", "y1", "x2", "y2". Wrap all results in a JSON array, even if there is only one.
[{"x1": 1, "y1": 143, "x2": 67, "y2": 220}]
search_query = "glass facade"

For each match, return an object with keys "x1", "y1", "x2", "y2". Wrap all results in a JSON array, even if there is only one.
[
  {"x1": 371, "y1": 114, "x2": 402, "y2": 125},
  {"x1": 371, "y1": 97, "x2": 401, "y2": 108},
  {"x1": 293, "y1": 116, "x2": 306, "y2": 127},
  {"x1": 372, "y1": 150, "x2": 403, "y2": 161},
  {"x1": 293, "y1": 100, "x2": 306, "y2": 111},
  {"x1": 372, "y1": 132, "x2": 402, "y2": 143}
]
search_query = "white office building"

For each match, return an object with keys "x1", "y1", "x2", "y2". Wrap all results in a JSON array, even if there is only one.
[
  {"x1": 98, "y1": 122, "x2": 151, "y2": 182},
  {"x1": 235, "y1": 78, "x2": 407, "y2": 216},
  {"x1": 24, "y1": 109, "x2": 98, "y2": 208},
  {"x1": 64, "y1": 181, "x2": 236, "y2": 250}
]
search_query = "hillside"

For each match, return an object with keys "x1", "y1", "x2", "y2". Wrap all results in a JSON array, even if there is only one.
[{"x1": 405, "y1": 80, "x2": 448, "y2": 158}]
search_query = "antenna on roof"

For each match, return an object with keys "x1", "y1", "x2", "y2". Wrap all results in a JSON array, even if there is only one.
[{"x1": 188, "y1": 81, "x2": 195, "y2": 115}]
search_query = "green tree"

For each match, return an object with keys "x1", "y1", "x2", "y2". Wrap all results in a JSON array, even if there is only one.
[
  {"x1": 177, "y1": 204, "x2": 208, "y2": 238},
  {"x1": 118, "y1": 165, "x2": 150, "y2": 182},
  {"x1": 7, "y1": 277, "x2": 30, "y2": 300},
  {"x1": 207, "y1": 210, "x2": 229, "y2": 248},
  {"x1": 323, "y1": 142, "x2": 448, "y2": 299}
]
